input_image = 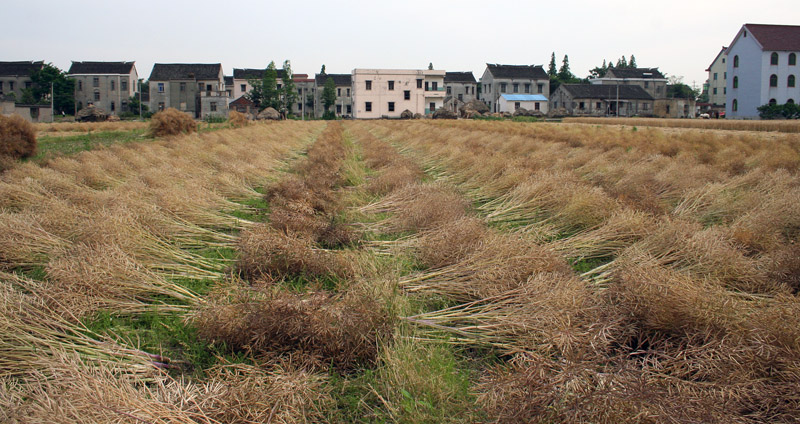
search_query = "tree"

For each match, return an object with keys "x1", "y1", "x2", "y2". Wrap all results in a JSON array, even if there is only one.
[
  {"x1": 320, "y1": 64, "x2": 326, "y2": 75},
  {"x1": 246, "y1": 61, "x2": 279, "y2": 111},
  {"x1": 24, "y1": 63, "x2": 74, "y2": 114},
  {"x1": 757, "y1": 102, "x2": 800, "y2": 119},
  {"x1": 548, "y1": 52, "x2": 557, "y2": 77},
  {"x1": 322, "y1": 77, "x2": 336, "y2": 119},
  {"x1": 629, "y1": 55, "x2": 637, "y2": 68},
  {"x1": 589, "y1": 59, "x2": 609, "y2": 79},
  {"x1": 428, "y1": 62, "x2": 434, "y2": 70},
  {"x1": 557, "y1": 55, "x2": 574, "y2": 81},
  {"x1": 616, "y1": 56, "x2": 628, "y2": 68},
  {"x1": 281, "y1": 60, "x2": 298, "y2": 116}
]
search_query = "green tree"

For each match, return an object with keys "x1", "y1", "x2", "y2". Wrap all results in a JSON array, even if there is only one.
[
  {"x1": 322, "y1": 77, "x2": 336, "y2": 119},
  {"x1": 281, "y1": 60, "x2": 298, "y2": 115},
  {"x1": 589, "y1": 59, "x2": 609, "y2": 79},
  {"x1": 320, "y1": 64, "x2": 326, "y2": 75},
  {"x1": 26, "y1": 63, "x2": 75, "y2": 114},
  {"x1": 548, "y1": 52, "x2": 557, "y2": 77},
  {"x1": 557, "y1": 55, "x2": 574, "y2": 81},
  {"x1": 428, "y1": 62, "x2": 434, "y2": 70},
  {"x1": 629, "y1": 55, "x2": 637, "y2": 68},
  {"x1": 617, "y1": 56, "x2": 628, "y2": 68},
  {"x1": 757, "y1": 102, "x2": 800, "y2": 119},
  {"x1": 246, "y1": 61, "x2": 279, "y2": 111}
]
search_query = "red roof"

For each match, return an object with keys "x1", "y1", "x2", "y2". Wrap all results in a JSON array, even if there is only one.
[
  {"x1": 745, "y1": 24, "x2": 800, "y2": 51},
  {"x1": 230, "y1": 96, "x2": 254, "y2": 106}
]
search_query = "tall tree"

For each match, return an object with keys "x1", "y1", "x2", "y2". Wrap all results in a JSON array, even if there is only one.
[
  {"x1": 617, "y1": 56, "x2": 628, "y2": 68},
  {"x1": 23, "y1": 63, "x2": 74, "y2": 114},
  {"x1": 320, "y1": 64, "x2": 326, "y2": 75},
  {"x1": 629, "y1": 55, "x2": 637, "y2": 68},
  {"x1": 557, "y1": 55, "x2": 574, "y2": 81},
  {"x1": 281, "y1": 60, "x2": 298, "y2": 115},
  {"x1": 428, "y1": 62, "x2": 434, "y2": 70},
  {"x1": 322, "y1": 77, "x2": 336, "y2": 119},
  {"x1": 262, "y1": 61, "x2": 279, "y2": 110},
  {"x1": 548, "y1": 52, "x2": 557, "y2": 77}
]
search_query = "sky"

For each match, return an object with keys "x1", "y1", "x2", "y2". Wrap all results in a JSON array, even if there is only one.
[{"x1": 4, "y1": 0, "x2": 800, "y2": 89}]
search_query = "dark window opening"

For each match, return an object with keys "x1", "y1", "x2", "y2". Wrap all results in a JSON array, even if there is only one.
[
  {"x1": 771, "y1": 52, "x2": 779, "y2": 65},
  {"x1": 388, "y1": 80, "x2": 394, "y2": 90},
  {"x1": 365, "y1": 102, "x2": 372, "y2": 112},
  {"x1": 388, "y1": 102, "x2": 395, "y2": 112},
  {"x1": 366, "y1": 80, "x2": 372, "y2": 90},
  {"x1": 404, "y1": 90, "x2": 410, "y2": 100},
  {"x1": 770, "y1": 74, "x2": 778, "y2": 87}
]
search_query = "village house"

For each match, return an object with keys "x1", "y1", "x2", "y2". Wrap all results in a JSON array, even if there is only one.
[
  {"x1": 706, "y1": 47, "x2": 728, "y2": 116},
  {"x1": 497, "y1": 94, "x2": 549, "y2": 114},
  {"x1": 351, "y1": 69, "x2": 446, "y2": 119},
  {"x1": 480, "y1": 64, "x2": 549, "y2": 113},
  {"x1": 1, "y1": 94, "x2": 52, "y2": 123},
  {"x1": 68, "y1": 61, "x2": 138, "y2": 115},
  {"x1": 294, "y1": 74, "x2": 315, "y2": 119},
  {"x1": 591, "y1": 67, "x2": 668, "y2": 99},
  {"x1": 314, "y1": 73, "x2": 353, "y2": 118},
  {"x1": 228, "y1": 96, "x2": 257, "y2": 116},
  {"x1": 147, "y1": 63, "x2": 228, "y2": 119},
  {"x1": 443, "y1": 71, "x2": 477, "y2": 113},
  {"x1": 726, "y1": 23, "x2": 800, "y2": 119},
  {"x1": 231, "y1": 68, "x2": 312, "y2": 116},
  {"x1": 0, "y1": 61, "x2": 44, "y2": 101},
  {"x1": 550, "y1": 84, "x2": 654, "y2": 116}
]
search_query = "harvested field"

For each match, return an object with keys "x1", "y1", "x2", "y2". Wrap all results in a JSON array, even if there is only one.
[
  {"x1": 564, "y1": 116, "x2": 800, "y2": 133},
  {"x1": 3, "y1": 118, "x2": 800, "y2": 422}
]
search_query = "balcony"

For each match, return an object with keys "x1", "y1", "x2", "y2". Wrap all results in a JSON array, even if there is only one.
[
  {"x1": 199, "y1": 90, "x2": 229, "y2": 98},
  {"x1": 425, "y1": 87, "x2": 446, "y2": 98}
]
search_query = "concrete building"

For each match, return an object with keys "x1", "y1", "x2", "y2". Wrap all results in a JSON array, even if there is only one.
[
  {"x1": 148, "y1": 63, "x2": 228, "y2": 119},
  {"x1": 1, "y1": 95, "x2": 52, "y2": 123},
  {"x1": 550, "y1": 84, "x2": 654, "y2": 116},
  {"x1": 443, "y1": 71, "x2": 477, "y2": 113},
  {"x1": 352, "y1": 69, "x2": 445, "y2": 119},
  {"x1": 232, "y1": 68, "x2": 312, "y2": 116},
  {"x1": 590, "y1": 67, "x2": 668, "y2": 100},
  {"x1": 68, "y1": 61, "x2": 138, "y2": 115},
  {"x1": 314, "y1": 73, "x2": 353, "y2": 118},
  {"x1": 706, "y1": 47, "x2": 728, "y2": 111},
  {"x1": 498, "y1": 94, "x2": 548, "y2": 114},
  {"x1": 0, "y1": 61, "x2": 44, "y2": 101},
  {"x1": 726, "y1": 23, "x2": 800, "y2": 119},
  {"x1": 480, "y1": 64, "x2": 549, "y2": 113},
  {"x1": 294, "y1": 74, "x2": 315, "y2": 119}
]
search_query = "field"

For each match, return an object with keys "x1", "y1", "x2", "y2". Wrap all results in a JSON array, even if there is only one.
[{"x1": 2, "y1": 119, "x2": 800, "y2": 422}]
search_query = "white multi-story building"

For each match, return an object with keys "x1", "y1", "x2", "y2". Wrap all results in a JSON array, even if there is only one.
[
  {"x1": 352, "y1": 69, "x2": 446, "y2": 118},
  {"x1": 726, "y1": 23, "x2": 800, "y2": 119},
  {"x1": 706, "y1": 47, "x2": 728, "y2": 108}
]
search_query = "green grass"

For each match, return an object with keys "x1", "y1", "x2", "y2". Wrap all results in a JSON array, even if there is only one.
[
  {"x1": 32, "y1": 129, "x2": 151, "y2": 161},
  {"x1": 571, "y1": 255, "x2": 615, "y2": 274}
]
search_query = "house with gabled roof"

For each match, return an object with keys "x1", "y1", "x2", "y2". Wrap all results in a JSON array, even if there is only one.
[
  {"x1": 480, "y1": 64, "x2": 549, "y2": 113},
  {"x1": 148, "y1": 63, "x2": 227, "y2": 119},
  {"x1": 726, "y1": 23, "x2": 800, "y2": 119},
  {"x1": 550, "y1": 84, "x2": 654, "y2": 117},
  {"x1": 68, "y1": 61, "x2": 138, "y2": 115},
  {"x1": 314, "y1": 73, "x2": 352, "y2": 118},
  {"x1": 706, "y1": 47, "x2": 728, "y2": 111},
  {"x1": 591, "y1": 67, "x2": 668, "y2": 99},
  {"x1": 0, "y1": 61, "x2": 44, "y2": 101},
  {"x1": 444, "y1": 71, "x2": 477, "y2": 113}
]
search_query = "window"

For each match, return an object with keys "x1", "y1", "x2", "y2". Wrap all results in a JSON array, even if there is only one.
[
  {"x1": 404, "y1": 90, "x2": 410, "y2": 100},
  {"x1": 500, "y1": 83, "x2": 506, "y2": 93},
  {"x1": 645, "y1": 81, "x2": 650, "y2": 88},
  {"x1": 537, "y1": 83, "x2": 544, "y2": 94},
  {"x1": 733, "y1": 76, "x2": 738, "y2": 88},
  {"x1": 77, "y1": 80, "x2": 81, "y2": 91},
  {"x1": 733, "y1": 55, "x2": 739, "y2": 68},
  {"x1": 94, "y1": 91, "x2": 100, "y2": 101},
  {"x1": 432, "y1": 82, "x2": 438, "y2": 91},
  {"x1": 198, "y1": 83, "x2": 204, "y2": 90},
  {"x1": 210, "y1": 102, "x2": 217, "y2": 111},
  {"x1": 180, "y1": 82, "x2": 186, "y2": 92},
  {"x1": 29, "y1": 107, "x2": 39, "y2": 119},
  {"x1": 346, "y1": 105, "x2": 351, "y2": 114},
  {"x1": 732, "y1": 99, "x2": 738, "y2": 111},
  {"x1": 429, "y1": 102, "x2": 435, "y2": 112},
  {"x1": 713, "y1": 73, "x2": 717, "y2": 81},
  {"x1": 110, "y1": 101, "x2": 115, "y2": 112},
  {"x1": 346, "y1": 88, "x2": 350, "y2": 96},
  {"x1": 206, "y1": 84, "x2": 212, "y2": 91},
  {"x1": 723, "y1": 57, "x2": 726, "y2": 63},
  {"x1": 297, "y1": 89, "x2": 302, "y2": 95},
  {"x1": 337, "y1": 88, "x2": 341, "y2": 96},
  {"x1": 596, "y1": 102, "x2": 601, "y2": 109},
  {"x1": 446, "y1": 86, "x2": 451, "y2": 95},
  {"x1": 524, "y1": 83, "x2": 530, "y2": 93},
  {"x1": 298, "y1": 103, "x2": 302, "y2": 110},
  {"x1": 122, "y1": 101, "x2": 128, "y2": 111},
  {"x1": 789, "y1": 75, "x2": 796, "y2": 87},
  {"x1": 110, "y1": 80, "x2": 115, "y2": 91},
  {"x1": 416, "y1": 79, "x2": 422, "y2": 89},
  {"x1": 458, "y1": 94, "x2": 463, "y2": 101},
  {"x1": 365, "y1": 101, "x2": 372, "y2": 112},
  {"x1": 769, "y1": 98, "x2": 777, "y2": 105},
  {"x1": 788, "y1": 99, "x2": 795, "y2": 104},
  {"x1": 388, "y1": 80, "x2": 394, "y2": 90},
  {"x1": 790, "y1": 53, "x2": 797, "y2": 66},
  {"x1": 336, "y1": 104, "x2": 342, "y2": 114},
  {"x1": 366, "y1": 80, "x2": 372, "y2": 90},
  {"x1": 771, "y1": 52, "x2": 779, "y2": 65},
  {"x1": 158, "y1": 82, "x2": 164, "y2": 92},
  {"x1": 770, "y1": 74, "x2": 778, "y2": 87},
  {"x1": 514, "y1": 102, "x2": 520, "y2": 110},
  {"x1": 713, "y1": 88, "x2": 718, "y2": 95},
  {"x1": 579, "y1": 101, "x2": 585, "y2": 110},
  {"x1": 9, "y1": 81, "x2": 13, "y2": 90},
  {"x1": 724, "y1": 87, "x2": 727, "y2": 94},
  {"x1": 513, "y1": 83, "x2": 518, "y2": 93},
  {"x1": 93, "y1": 77, "x2": 99, "y2": 87},
  {"x1": 388, "y1": 102, "x2": 395, "y2": 112},
  {"x1": 644, "y1": 103, "x2": 649, "y2": 111},
  {"x1": 241, "y1": 84, "x2": 246, "y2": 92},
  {"x1": 276, "y1": 84, "x2": 281, "y2": 90},
  {"x1": 425, "y1": 81, "x2": 429, "y2": 91},
  {"x1": 121, "y1": 80, "x2": 127, "y2": 91},
  {"x1": 534, "y1": 102, "x2": 540, "y2": 111}
]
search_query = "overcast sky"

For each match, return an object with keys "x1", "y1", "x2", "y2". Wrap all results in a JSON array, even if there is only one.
[{"x1": 4, "y1": 0, "x2": 800, "y2": 89}]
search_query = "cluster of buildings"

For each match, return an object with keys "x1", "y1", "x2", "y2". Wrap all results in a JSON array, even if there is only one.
[
  {"x1": 2, "y1": 23, "x2": 798, "y2": 122},
  {"x1": 703, "y1": 23, "x2": 800, "y2": 119}
]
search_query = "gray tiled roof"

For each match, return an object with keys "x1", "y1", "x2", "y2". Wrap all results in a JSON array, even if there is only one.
[
  {"x1": 233, "y1": 68, "x2": 287, "y2": 80},
  {"x1": 0, "y1": 61, "x2": 44, "y2": 77},
  {"x1": 315, "y1": 73, "x2": 352, "y2": 86},
  {"x1": 605, "y1": 67, "x2": 665, "y2": 79},
  {"x1": 445, "y1": 72, "x2": 476, "y2": 83},
  {"x1": 149, "y1": 63, "x2": 222, "y2": 81},
  {"x1": 560, "y1": 84, "x2": 654, "y2": 100},
  {"x1": 68, "y1": 61, "x2": 135, "y2": 75},
  {"x1": 486, "y1": 64, "x2": 548, "y2": 79}
]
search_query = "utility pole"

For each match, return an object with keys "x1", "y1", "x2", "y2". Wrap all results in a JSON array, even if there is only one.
[
  {"x1": 138, "y1": 79, "x2": 142, "y2": 119},
  {"x1": 50, "y1": 82, "x2": 54, "y2": 122}
]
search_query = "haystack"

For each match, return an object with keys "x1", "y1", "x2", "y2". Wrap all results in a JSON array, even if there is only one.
[
  {"x1": 257, "y1": 107, "x2": 280, "y2": 120},
  {"x1": 75, "y1": 105, "x2": 108, "y2": 122}
]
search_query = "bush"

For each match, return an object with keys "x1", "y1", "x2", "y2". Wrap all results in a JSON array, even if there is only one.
[
  {"x1": 0, "y1": 114, "x2": 37, "y2": 159},
  {"x1": 148, "y1": 108, "x2": 197, "y2": 137},
  {"x1": 758, "y1": 102, "x2": 800, "y2": 120},
  {"x1": 228, "y1": 110, "x2": 249, "y2": 127}
]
